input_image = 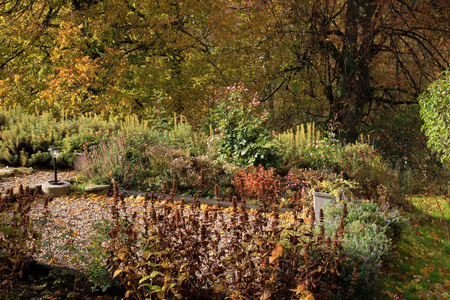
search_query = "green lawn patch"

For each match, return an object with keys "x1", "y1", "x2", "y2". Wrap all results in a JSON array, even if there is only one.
[{"x1": 383, "y1": 194, "x2": 450, "y2": 299}]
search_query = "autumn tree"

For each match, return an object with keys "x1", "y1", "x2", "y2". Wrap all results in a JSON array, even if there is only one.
[
  {"x1": 1, "y1": 0, "x2": 449, "y2": 137},
  {"x1": 228, "y1": 0, "x2": 450, "y2": 139},
  {"x1": 1, "y1": 0, "x2": 237, "y2": 119},
  {"x1": 0, "y1": 0, "x2": 60, "y2": 110}
]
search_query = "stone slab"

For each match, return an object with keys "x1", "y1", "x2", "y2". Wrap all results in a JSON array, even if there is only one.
[
  {"x1": 42, "y1": 181, "x2": 71, "y2": 197},
  {"x1": 0, "y1": 169, "x2": 14, "y2": 178},
  {"x1": 14, "y1": 167, "x2": 34, "y2": 174},
  {"x1": 0, "y1": 167, "x2": 34, "y2": 178},
  {"x1": 85, "y1": 184, "x2": 111, "y2": 195}
]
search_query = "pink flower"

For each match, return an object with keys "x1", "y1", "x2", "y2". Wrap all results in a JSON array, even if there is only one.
[{"x1": 227, "y1": 106, "x2": 231, "y2": 109}]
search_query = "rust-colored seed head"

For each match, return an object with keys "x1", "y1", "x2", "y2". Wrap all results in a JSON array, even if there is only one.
[
  {"x1": 180, "y1": 197, "x2": 185, "y2": 208},
  {"x1": 200, "y1": 169, "x2": 205, "y2": 186},
  {"x1": 175, "y1": 209, "x2": 181, "y2": 224},
  {"x1": 162, "y1": 181, "x2": 167, "y2": 194},
  {"x1": 343, "y1": 202, "x2": 348, "y2": 218},
  {"x1": 310, "y1": 206, "x2": 315, "y2": 224},
  {"x1": 319, "y1": 209, "x2": 324, "y2": 223},
  {"x1": 214, "y1": 184, "x2": 219, "y2": 199},
  {"x1": 150, "y1": 208, "x2": 157, "y2": 221},
  {"x1": 172, "y1": 179, "x2": 178, "y2": 192},
  {"x1": 200, "y1": 224, "x2": 206, "y2": 241},
  {"x1": 204, "y1": 209, "x2": 209, "y2": 222},
  {"x1": 232, "y1": 196, "x2": 238, "y2": 212},
  {"x1": 304, "y1": 244, "x2": 310, "y2": 261},
  {"x1": 113, "y1": 182, "x2": 119, "y2": 197},
  {"x1": 44, "y1": 196, "x2": 49, "y2": 210},
  {"x1": 320, "y1": 225, "x2": 325, "y2": 238},
  {"x1": 150, "y1": 191, "x2": 156, "y2": 203},
  {"x1": 262, "y1": 256, "x2": 269, "y2": 270},
  {"x1": 240, "y1": 198, "x2": 246, "y2": 212}
]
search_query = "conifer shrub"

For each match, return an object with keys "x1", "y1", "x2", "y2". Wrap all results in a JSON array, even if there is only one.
[{"x1": 0, "y1": 107, "x2": 63, "y2": 166}]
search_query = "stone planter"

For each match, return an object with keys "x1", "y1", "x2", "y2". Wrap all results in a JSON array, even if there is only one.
[{"x1": 73, "y1": 152, "x2": 86, "y2": 171}]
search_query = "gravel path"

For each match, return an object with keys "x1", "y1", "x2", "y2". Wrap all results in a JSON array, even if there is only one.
[
  {"x1": 0, "y1": 169, "x2": 78, "y2": 194},
  {"x1": 1, "y1": 169, "x2": 115, "y2": 270}
]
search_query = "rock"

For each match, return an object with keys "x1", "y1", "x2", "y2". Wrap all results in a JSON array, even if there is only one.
[
  {"x1": 42, "y1": 181, "x2": 71, "y2": 197},
  {"x1": 0, "y1": 167, "x2": 33, "y2": 178},
  {"x1": 13, "y1": 167, "x2": 34, "y2": 175},
  {"x1": 12, "y1": 184, "x2": 41, "y2": 195},
  {"x1": 85, "y1": 184, "x2": 111, "y2": 195},
  {"x1": 30, "y1": 183, "x2": 42, "y2": 191},
  {"x1": 0, "y1": 169, "x2": 14, "y2": 178}
]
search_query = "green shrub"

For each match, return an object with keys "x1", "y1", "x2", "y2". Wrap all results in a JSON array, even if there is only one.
[
  {"x1": 208, "y1": 83, "x2": 281, "y2": 167},
  {"x1": 323, "y1": 198, "x2": 407, "y2": 297},
  {"x1": 334, "y1": 142, "x2": 404, "y2": 207},
  {"x1": 143, "y1": 143, "x2": 228, "y2": 196},
  {"x1": 276, "y1": 126, "x2": 338, "y2": 170}
]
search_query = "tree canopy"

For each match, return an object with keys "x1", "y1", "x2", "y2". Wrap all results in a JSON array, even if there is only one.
[{"x1": 0, "y1": 0, "x2": 449, "y2": 139}]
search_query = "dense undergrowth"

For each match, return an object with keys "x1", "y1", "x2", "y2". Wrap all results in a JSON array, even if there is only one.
[
  {"x1": 1, "y1": 99, "x2": 449, "y2": 299},
  {"x1": 1, "y1": 180, "x2": 408, "y2": 299}
]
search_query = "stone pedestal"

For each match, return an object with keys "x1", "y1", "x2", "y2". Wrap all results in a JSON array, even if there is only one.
[
  {"x1": 42, "y1": 181, "x2": 71, "y2": 197},
  {"x1": 73, "y1": 153, "x2": 86, "y2": 171},
  {"x1": 312, "y1": 191, "x2": 334, "y2": 221}
]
